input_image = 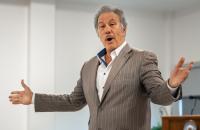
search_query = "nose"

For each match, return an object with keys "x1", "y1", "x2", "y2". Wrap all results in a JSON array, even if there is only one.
[{"x1": 104, "y1": 25, "x2": 112, "y2": 34}]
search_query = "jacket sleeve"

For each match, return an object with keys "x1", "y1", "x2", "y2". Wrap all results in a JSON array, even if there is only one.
[
  {"x1": 139, "y1": 51, "x2": 182, "y2": 105},
  {"x1": 34, "y1": 64, "x2": 87, "y2": 112}
]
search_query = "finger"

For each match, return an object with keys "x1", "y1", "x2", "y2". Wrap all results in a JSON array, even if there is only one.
[
  {"x1": 10, "y1": 97, "x2": 20, "y2": 102},
  {"x1": 176, "y1": 57, "x2": 185, "y2": 68},
  {"x1": 12, "y1": 102, "x2": 21, "y2": 104},
  {"x1": 187, "y1": 61, "x2": 194, "y2": 71},
  {"x1": 11, "y1": 91, "x2": 23, "y2": 94},
  {"x1": 9, "y1": 95, "x2": 16, "y2": 99},
  {"x1": 12, "y1": 96, "x2": 24, "y2": 104},
  {"x1": 11, "y1": 98, "x2": 20, "y2": 102},
  {"x1": 12, "y1": 100, "x2": 21, "y2": 104},
  {"x1": 9, "y1": 94, "x2": 21, "y2": 99}
]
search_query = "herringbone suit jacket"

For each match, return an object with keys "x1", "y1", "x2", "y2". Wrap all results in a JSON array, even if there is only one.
[{"x1": 34, "y1": 44, "x2": 181, "y2": 130}]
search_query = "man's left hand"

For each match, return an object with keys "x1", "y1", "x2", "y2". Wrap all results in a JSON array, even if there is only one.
[{"x1": 169, "y1": 57, "x2": 194, "y2": 88}]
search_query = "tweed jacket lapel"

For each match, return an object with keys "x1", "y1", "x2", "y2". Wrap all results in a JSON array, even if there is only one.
[
  {"x1": 89, "y1": 57, "x2": 101, "y2": 106},
  {"x1": 100, "y1": 44, "x2": 133, "y2": 104}
]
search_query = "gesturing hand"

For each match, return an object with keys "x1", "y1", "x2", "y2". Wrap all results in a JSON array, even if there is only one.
[
  {"x1": 9, "y1": 80, "x2": 33, "y2": 105},
  {"x1": 169, "y1": 57, "x2": 194, "y2": 88}
]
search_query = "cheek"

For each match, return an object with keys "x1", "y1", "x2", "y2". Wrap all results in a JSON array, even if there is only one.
[
  {"x1": 98, "y1": 34, "x2": 104, "y2": 41},
  {"x1": 117, "y1": 30, "x2": 125, "y2": 38},
  {"x1": 115, "y1": 32, "x2": 123, "y2": 40}
]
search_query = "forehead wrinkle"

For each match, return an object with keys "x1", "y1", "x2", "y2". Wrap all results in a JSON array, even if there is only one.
[{"x1": 98, "y1": 18, "x2": 117, "y2": 25}]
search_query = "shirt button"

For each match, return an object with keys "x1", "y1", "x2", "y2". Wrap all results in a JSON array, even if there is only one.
[{"x1": 103, "y1": 73, "x2": 106, "y2": 75}]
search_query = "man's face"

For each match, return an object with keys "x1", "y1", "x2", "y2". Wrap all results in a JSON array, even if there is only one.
[{"x1": 97, "y1": 12, "x2": 126, "y2": 53}]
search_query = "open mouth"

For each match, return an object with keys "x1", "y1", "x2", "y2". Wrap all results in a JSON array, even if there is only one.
[
  {"x1": 105, "y1": 35, "x2": 114, "y2": 42},
  {"x1": 107, "y1": 37, "x2": 113, "y2": 41}
]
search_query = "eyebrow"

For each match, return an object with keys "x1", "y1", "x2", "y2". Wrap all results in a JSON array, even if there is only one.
[
  {"x1": 98, "y1": 21, "x2": 104, "y2": 25},
  {"x1": 109, "y1": 19, "x2": 116, "y2": 22}
]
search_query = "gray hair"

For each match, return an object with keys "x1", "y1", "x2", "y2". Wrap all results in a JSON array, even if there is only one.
[{"x1": 94, "y1": 6, "x2": 127, "y2": 31}]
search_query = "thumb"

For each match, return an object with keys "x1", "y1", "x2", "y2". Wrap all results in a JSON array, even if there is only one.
[{"x1": 21, "y1": 79, "x2": 30, "y2": 91}]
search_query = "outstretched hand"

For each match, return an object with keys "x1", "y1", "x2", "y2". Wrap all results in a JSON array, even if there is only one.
[
  {"x1": 169, "y1": 57, "x2": 194, "y2": 88},
  {"x1": 9, "y1": 80, "x2": 33, "y2": 105}
]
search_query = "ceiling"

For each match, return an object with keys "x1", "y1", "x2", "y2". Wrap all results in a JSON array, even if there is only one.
[
  {"x1": 1, "y1": 0, "x2": 200, "y2": 12},
  {"x1": 58, "y1": 0, "x2": 200, "y2": 12}
]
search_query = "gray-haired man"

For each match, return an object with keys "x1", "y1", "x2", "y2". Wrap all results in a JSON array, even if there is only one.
[{"x1": 9, "y1": 6, "x2": 193, "y2": 130}]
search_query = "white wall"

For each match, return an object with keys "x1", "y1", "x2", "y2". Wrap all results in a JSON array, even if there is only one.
[
  {"x1": 172, "y1": 8, "x2": 200, "y2": 96},
  {"x1": 172, "y1": 8, "x2": 200, "y2": 64},
  {"x1": 0, "y1": 0, "x2": 57, "y2": 130},
  {"x1": 28, "y1": 0, "x2": 56, "y2": 130},
  {"x1": 0, "y1": 1, "x2": 28, "y2": 130},
  {"x1": 170, "y1": 8, "x2": 200, "y2": 115}
]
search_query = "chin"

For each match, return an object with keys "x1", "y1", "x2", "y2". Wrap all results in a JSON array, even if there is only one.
[
  {"x1": 107, "y1": 46, "x2": 116, "y2": 52},
  {"x1": 105, "y1": 42, "x2": 117, "y2": 51}
]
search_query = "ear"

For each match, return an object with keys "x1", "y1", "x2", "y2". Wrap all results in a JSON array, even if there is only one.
[
  {"x1": 123, "y1": 27, "x2": 126, "y2": 32},
  {"x1": 122, "y1": 27, "x2": 127, "y2": 35}
]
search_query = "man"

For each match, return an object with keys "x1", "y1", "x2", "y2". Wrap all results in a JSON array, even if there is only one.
[{"x1": 9, "y1": 6, "x2": 193, "y2": 130}]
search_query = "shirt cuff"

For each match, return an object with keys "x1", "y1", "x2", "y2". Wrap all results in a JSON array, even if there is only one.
[
  {"x1": 167, "y1": 81, "x2": 178, "y2": 95},
  {"x1": 32, "y1": 93, "x2": 35, "y2": 104}
]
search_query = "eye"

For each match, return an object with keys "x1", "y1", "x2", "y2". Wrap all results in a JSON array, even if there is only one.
[
  {"x1": 110, "y1": 23, "x2": 116, "y2": 27},
  {"x1": 110, "y1": 23, "x2": 116, "y2": 26},
  {"x1": 98, "y1": 24, "x2": 105, "y2": 29}
]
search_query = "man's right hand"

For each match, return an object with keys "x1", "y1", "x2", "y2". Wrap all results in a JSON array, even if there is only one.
[{"x1": 9, "y1": 80, "x2": 33, "y2": 105}]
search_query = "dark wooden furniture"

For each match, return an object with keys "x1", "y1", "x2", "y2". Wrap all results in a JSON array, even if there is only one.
[{"x1": 162, "y1": 115, "x2": 200, "y2": 130}]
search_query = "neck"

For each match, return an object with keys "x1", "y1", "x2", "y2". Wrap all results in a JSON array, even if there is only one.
[{"x1": 105, "y1": 53, "x2": 112, "y2": 64}]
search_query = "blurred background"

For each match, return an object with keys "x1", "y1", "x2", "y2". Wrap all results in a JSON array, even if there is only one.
[{"x1": 0, "y1": 0, "x2": 200, "y2": 130}]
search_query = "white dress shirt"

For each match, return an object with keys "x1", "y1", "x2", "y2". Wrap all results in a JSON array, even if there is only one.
[{"x1": 96, "y1": 41, "x2": 127, "y2": 101}]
